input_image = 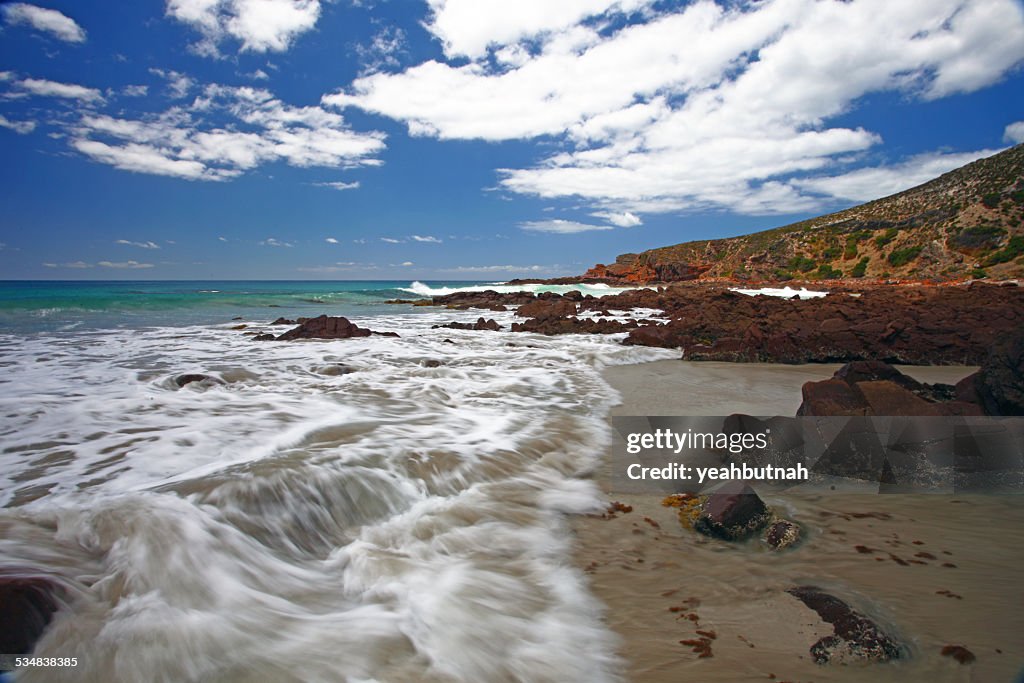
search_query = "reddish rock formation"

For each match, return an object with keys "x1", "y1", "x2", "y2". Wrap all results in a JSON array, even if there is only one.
[
  {"x1": 276, "y1": 315, "x2": 398, "y2": 340},
  {"x1": 515, "y1": 298, "x2": 577, "y2": 320},
  {"x1": 615, "y1": 282, "x2": 1023, "y2": 365}
]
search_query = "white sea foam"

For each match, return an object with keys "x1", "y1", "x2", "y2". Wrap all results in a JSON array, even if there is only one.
[
  {"x1": 401, "y1": 280, "x2": 643, "y2": 298},
  {"x1": 730, "y1": 286, "x2": 828, "y2": 299},
  {"x1": 0, "y1": 307, "x2": 674, "y2": 682}
]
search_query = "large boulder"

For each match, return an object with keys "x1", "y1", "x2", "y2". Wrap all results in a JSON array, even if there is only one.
[
  {"x1": 798, "y1": 361, "x2": 984, "y2": 416},
  {"x1": 275, "y1": 315, "x2": 395, "y2": 340}
]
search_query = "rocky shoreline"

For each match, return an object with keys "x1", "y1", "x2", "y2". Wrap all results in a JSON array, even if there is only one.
[{"x1": 394, "y1": 280, "x2": 1024, "y2": 367}]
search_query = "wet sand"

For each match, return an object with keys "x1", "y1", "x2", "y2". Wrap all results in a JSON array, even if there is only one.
[{"x1": 575, "y1": 360, "x2": 1024, "y2": 682}]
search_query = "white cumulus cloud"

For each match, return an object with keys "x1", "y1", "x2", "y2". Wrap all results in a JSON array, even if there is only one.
[
  {"x1": 1005, "y1": 121, "x2": 1024, "y2": 144},
  {"x1": 166, "y1": 0, "x2": 321, "y2": 55},
  {"x1": 325, "y1": 237, "x2": 339, "y2": 243},
  {"x1": 2, "y1": 3, "x2": 86, "y2": 43},
  {"x1": 328, "y1": 0, "x2": 1024, "y2": 216},
  {"x1": 794, "y1": 149, "x2": 1003, "y2": 203}
]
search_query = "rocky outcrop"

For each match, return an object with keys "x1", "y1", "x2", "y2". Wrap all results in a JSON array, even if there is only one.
[
  {"x1": 276, "y1": 315, "x2": 398, "y2": 340},
  {"x1": 787, "y1": 586, "x2": 902, "y2": 664},
  {"x1": 798, "y1": 361, "x2": 983, "y2": 416},
  {"x1": 615, "y1": 282, "x2": 1023, "y2": 365},
  {"x1": 799, "y1": 335, "x2": 1024, "y2": 415},
  {"x1": 973, "y1": 333, "x2": 1024, "y2": 415},
  {"x1": 515, "y1": 298, "x2": 577, "y2": 319}
]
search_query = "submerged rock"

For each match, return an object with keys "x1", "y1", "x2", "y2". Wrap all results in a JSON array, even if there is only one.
[
  {"x1": 786, "y1": 586, "x2": 902, "y2": 664},
  {"x1": 763, "y1": 519, "x2": 801, "y2": 550},
  {"x1": 0, "y1": 575, "x2": 62, "y2": 656},
  {"x1": 432, "y1": 317, "x2": 503, "y2": 331},
  {"x1": 173, "y1": 373, "x2": 223, "y2": 388},
  {"x1": 693, "y1": 481, "x2": 773, "y2": 541}
]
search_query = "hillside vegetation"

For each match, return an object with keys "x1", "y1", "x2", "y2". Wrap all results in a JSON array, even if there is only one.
[{"x1": 583, "y1": 144, "x2": 1024, "y2": 283}]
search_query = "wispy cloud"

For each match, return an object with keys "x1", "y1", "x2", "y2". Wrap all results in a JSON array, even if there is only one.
[
  {"x1": 148, "y1": 68, "x2": 194, "y2": 99},
  {"x1": 519, "y1": 219, "x2": 615, "y2": 234},
  {"x1": 410, "y1": 234, "x2": 442, "y2": 243},
  {"x1": 380, "y1": 237, "x2": 403, "y2": 243},
  {"x1": 97, "y1": 260, "x2": 154, "y2": 269},
  {"x1": 121, "y1": 84, "x2": 149, "y2": 98},
  {"x1": 43, "y1": 261, "x2": 93, "y2": 269},
  {"x1": 0, "y1": 114, "x2": 36, "y2": 134},
  {"x1": 2, "y1": 3, "x2": 86, "y2": 43},
  {"x1": 115, "y1": 239, "x2": 161, "y2": 249},
  {"x1": 314, "y1": 180, "x2": 360, "y2": 191},
  {"x1": 439, "y1": 264, "x2": 548, "y2": 273},
  {"x1": 400, "y1": 261, "x2": 414, "y2": 266},
  {"x1": 16, "y1": 77, "x2": 103, "y2": 102},
  {"x1": 259, "y1": 237, "x2": 293, "y2": 247}
]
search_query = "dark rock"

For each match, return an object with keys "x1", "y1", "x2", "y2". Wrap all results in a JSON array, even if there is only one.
[
  {"x1": 693, "y1": 481, "x2": 773, "y2": 540},
  {"x1": 231, "y1": 316, "x2": 243, "y2": 321},
  {"x1": 940, "y1": 645, "x2": 975, "y2": 664},
  {"x1": 763, "y1": 520, "x2": 801, "y2": 550},
  {"x1": 173, "y1": 373, "x2": 222, "y2": 388},
  {"x1": 252, "y1": 333, "x2": 276, "y2": 341},
  {"x1": 0, "y1": 575, "x2": 62, "y2": 656},
  {"x1": 270, "y1": 317, "x2": 296, "y2": 325},
  {"x1": 316, "y1": 364, "x2": 357, "y2": 376},
  {"x1": 516, "y1": 299, "x2": 577, "y2": 320},
  {"x1": 423, "y1": 359, "x2": 442, "y2": 368},
  {"x1": 974, "y1": 333, "x2": 1024, "y2": 415},
  {"x1": 797, "y1": 379, "x2": 868, "y2": 416},
  {"x1": 231, "y1": 324, "x2": 247, "y2": 330},
  {"x1": 798, "y1": 362, "x2": 985, "y2": 416},
  {"x1": 374, "y1": 330, "x2": 401, "y2": 337},
  {"x1": 432, "y1": 317, "x2": 503, "y2": 331},
  {"x1": 277, "y1": 315, "x2": 373, "y2": 341},
  {"x1": 787, "y1": 586, "x2": 902, "y2": 664}
]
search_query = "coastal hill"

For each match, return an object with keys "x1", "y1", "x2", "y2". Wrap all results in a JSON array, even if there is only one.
[{"x1": 579, "y1": 144, "x2": 1024, "y2": 284}]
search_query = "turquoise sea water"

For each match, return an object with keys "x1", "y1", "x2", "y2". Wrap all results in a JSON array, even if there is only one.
[
  {"x1": 0, "y1": 280, "x2": 649, "y2": 334},
  {"x1": 0, "y1": 280, "x2": 484, "y2": 333}
]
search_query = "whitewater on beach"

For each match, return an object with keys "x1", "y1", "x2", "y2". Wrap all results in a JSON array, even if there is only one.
[{"x1": 0, "y1": 280, "x2": 676, "y2": 682}]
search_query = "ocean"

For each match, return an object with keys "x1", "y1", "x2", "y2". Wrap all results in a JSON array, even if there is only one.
[{"x1": 0, "y1": 280, "x2": 675, "y2": 682}]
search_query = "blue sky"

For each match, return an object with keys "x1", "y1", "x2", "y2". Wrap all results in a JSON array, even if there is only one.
[{"x1": 1, "y1": 0, "x2": 1023, "y2": 280}]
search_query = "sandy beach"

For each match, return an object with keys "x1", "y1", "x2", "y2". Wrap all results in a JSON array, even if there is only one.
[{"x1": 575, "y1": 360, "x2": 1024, "y2": 682}]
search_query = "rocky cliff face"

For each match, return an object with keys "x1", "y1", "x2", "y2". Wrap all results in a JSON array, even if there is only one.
[{"x1": 582, "y1": 145, "x2": 1024, "y2": 284}]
